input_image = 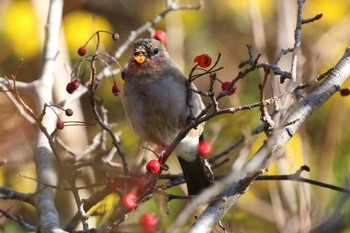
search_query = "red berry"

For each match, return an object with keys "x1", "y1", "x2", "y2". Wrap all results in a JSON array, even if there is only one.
[
  {"x1": 146, "y1": 160, "x2": 161, "y2": 174},
  {"x1": 194, "y1": 54, "x2": 212, "y2": 68},
  {"x1": 221, "y1": 82, "x2": 237, "y2": 96},
  {"x1": 77, "y1": 46, "x2": 87, "y2": 56},
  {"x1": 197, "y1": 140, "x2": 212, "y2": 157},
  {"x1": 72, "y1": 79, "x2": 80, "y2": 88},
  {"x1": 140, "y1": 213, "x2": 158, "y2": 233},
  {"x1": 65, "y1": 108, "x2": 73, "y2": 116},
  {"x1": 112, "y1": 83, "x2": 121, "y2": 96},
  {"x1": 122, "y1": 192, "x2": 137, "y2": 209},
  {"x1": 153, "y1": 30, "x2": 168, "y2": 44},
  {"x1": 56, "y1": 120, "x2": 65, "y2": 130},
  {"x1": 66, "y1": 80, "x2": 80, "y2": 94}
]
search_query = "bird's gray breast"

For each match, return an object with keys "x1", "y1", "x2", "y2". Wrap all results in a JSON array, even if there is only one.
[{"x1": 123, "y1": 74, "x2": 187, "y2": 146}]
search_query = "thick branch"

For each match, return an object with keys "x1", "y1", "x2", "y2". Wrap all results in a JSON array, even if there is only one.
[{"x1": 33, "y1": 0, "x2": 67, "y2": 232}]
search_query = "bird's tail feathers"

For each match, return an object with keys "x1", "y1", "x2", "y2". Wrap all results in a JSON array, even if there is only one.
[{"x1": 177, "y1": 156, "x2": 212, "y2": 195}]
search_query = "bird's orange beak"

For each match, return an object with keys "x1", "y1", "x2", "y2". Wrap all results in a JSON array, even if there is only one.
[{"x1": 133, "y1": 49, "x2": 146, "y2": 64}]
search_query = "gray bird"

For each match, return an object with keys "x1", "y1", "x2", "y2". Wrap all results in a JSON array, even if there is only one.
[{"x1": 122, "y1": 38, "x2": 212, "y2": 195}]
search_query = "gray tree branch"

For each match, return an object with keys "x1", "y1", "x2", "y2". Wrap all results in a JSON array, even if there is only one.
[{"x1": 33, "y1": 0, "x2": 67, "y2": 232}]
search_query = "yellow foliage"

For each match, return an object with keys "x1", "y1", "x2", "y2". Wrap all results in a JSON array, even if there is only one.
[
  {"x1": 227, "y1": 0, "x2": 249, "y2": 12},
  {"x1": 63, "y1": 11, "x2": 113, "y2": 58},
  {"x1": 249, "y1": 131, "x2": 304, "y2": 175},
  {"x1": 276, "y1": 132, "x2": 304, "y2": 173},
  {"x1": 227, "y1": 0, "x2": 274, "y2": 16},
  {"x1": 3, "y1": 1, "x2": 40, "y2": 58},
  {"x1": 304, "y1": 0, "x2": 349, "y2": 24},
  {"x1": 0, "y1": 168, "x2": 3, "y2": 186},
  {"x1": 0, "y1": 162, "x2": 37, "y2": 194}
]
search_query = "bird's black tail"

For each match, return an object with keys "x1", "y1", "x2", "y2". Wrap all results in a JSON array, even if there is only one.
[{"x1": 177, "y1": 155, "x2": 212, "y2": 195}]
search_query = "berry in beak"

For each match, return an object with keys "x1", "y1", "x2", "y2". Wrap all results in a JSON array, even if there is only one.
[{"x1": 133, "y1": 48, "x2": 146, "y2": 64}]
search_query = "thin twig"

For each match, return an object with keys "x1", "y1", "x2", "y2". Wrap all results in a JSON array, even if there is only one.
[
  {"x1": 259, "y1": 68, "x2": 275, "y2": 129},
  {"x1": 256, "y1": 165, "x2": 350, "y2": 195},
  {"x1": 89, "y1": 57, "x2": 129, "y2": 175},
  {"x1": 96, "y1": 0, "x2": 204, "y2": 81},
  {"x1": 302, "y1": 13, "x2": 323, "y2": 24},
  {"x1": 0, "y1": 186, "x2": 33, "y2": 205}
]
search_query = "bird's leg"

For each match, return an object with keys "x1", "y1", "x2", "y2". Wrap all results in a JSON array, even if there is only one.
[{"x1": 157, "y1": 146, "x2": 170, "y2": 171}]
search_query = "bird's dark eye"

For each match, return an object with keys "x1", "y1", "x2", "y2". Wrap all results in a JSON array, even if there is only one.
[{"x1": 153, "y1": 48, "x2": 159, "y2": 54}]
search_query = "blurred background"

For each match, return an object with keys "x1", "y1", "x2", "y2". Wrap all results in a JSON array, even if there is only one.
[{"x1": 1, "y1": 0, "x2": 350, "y2": 232}]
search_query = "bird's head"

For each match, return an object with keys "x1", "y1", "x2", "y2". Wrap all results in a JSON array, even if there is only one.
[{"x1": 127, "y1": 38, "x2": 171, "y2": 76}]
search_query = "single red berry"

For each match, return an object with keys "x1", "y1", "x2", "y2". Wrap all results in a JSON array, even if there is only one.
[
  {"x1": 122, "y1": 192, "x2": 137, "y2": 209},
  {"x1": 146, "y1": 159, "x2": 161, "y2": 174},
  {"x1": 112, "y1": 83, "x2": 121, "y2": 96},
  {"x1": 72, "y1": 79, "x2": 80, "y2": 88},
  {"x1": 140, "y1": 213, "x2": 158, "y2": 233},
  {"x1": 221, "y1": 82, "x2": 237, "y2": 96},
  {"x1": 197, "y1": 140, "x2": 212, "y2": 158},
  {"x1": 66, "y1": 79, "x2": 80, "y2": 94},
  {"x1": 77, "y1": 46, "x2": 87, "y2": 56},
  {"x1": 56, "y1": 120, "x2": 65, "y2": 130},
  {"x1": 65, "y1": 108, "x2": 73, "y2": 117},
  {"x1": 66, "y1": 82, "x2": 74, "y2": 94},
  {"x1": 153, "y1": 30, "x2": 168, "y2": 44},
  {"x1": 194, "y1": 54, "x2": 212, "y2": 68}
]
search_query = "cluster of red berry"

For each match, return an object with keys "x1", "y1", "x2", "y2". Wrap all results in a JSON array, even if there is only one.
[
  {"x1": 69, "y1": 31, "x2": 241, "y2": 232},
  {"x1": 67, "y1": 30, "x2": 169, "y2": 98},
  {"x1": 194, "y1": 54, "x2": 237, "y2": 96},
  {"x1": 69, "y1": 29, "x2": 237, "y2": 99},
  {"x1": 121, "y1": 138, "x2": 212, "y2": 231},
  {"x1": 67, "y1": 31, "x2": 122, "y2": 96},
  {"x1": 66, "y1": 79, "x2": 80, "y2": 94},
  {"x1": 54, "y1": 108, "x2": 74, "y2": 130},
  {"x1": 122, "y1": 192, "x2": 158, "y2": 232}
]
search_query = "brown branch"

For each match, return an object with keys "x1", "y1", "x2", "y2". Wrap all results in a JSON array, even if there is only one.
[{"x1": 259, "y1": 68, "x2": 275, "y2": 129}]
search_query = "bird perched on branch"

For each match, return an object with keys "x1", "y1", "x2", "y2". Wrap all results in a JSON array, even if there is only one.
[{"x1": 122, "y1": 38, "x2": 212, "y2": 195}]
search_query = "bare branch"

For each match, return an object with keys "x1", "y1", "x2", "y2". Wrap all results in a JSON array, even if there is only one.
[
  {"x1": 88, "y1": 57, "x2": 129, "y2": 175},
  {"x1": 0, "y1": 186, "x2": 34, "y2": 205},
  {"x1": 0, "y1": 208, "x2": 38, "y2": 232},
  {"x1": 302, "y1": 13, "x2": 323, "y2": 24},
  {"x1": 32, "y1": 0, "x2": 68, "y2": 232},
  {"x1": 174, "y1": 47, "x2": 350, "y2": 233},
  {"x1": 96, "y1": 0, "x2": 204, "y2": 82},
  {"x1": 259, "y1": 68, "x2": 275, "y2": 129},
  {"x1": 0, "y1": 78, "x2": 36, "y2": 124}
]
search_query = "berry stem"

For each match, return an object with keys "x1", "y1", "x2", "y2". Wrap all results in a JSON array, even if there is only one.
[{"x1": 82, "y1": 30, "x2": 116, "y2": 50}]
